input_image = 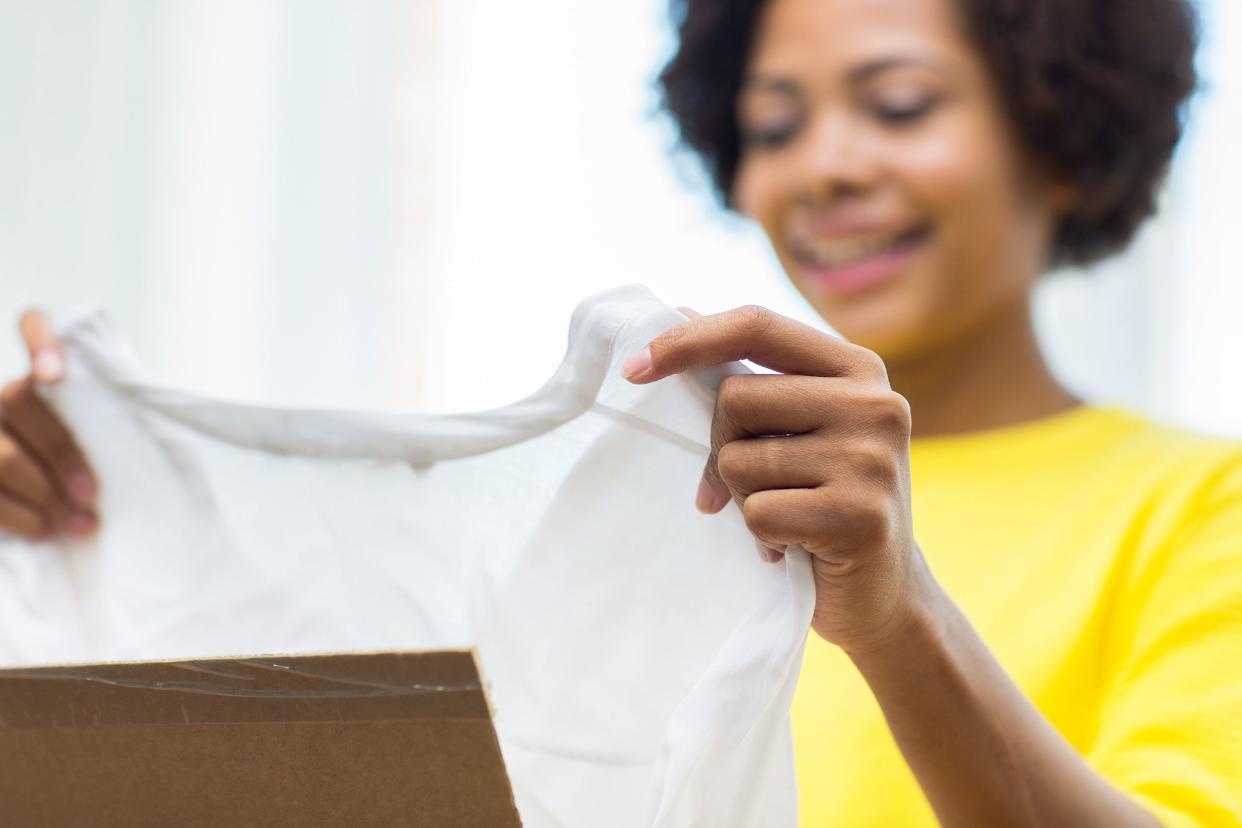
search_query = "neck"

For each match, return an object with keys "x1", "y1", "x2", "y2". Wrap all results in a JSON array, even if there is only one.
[{"x1": 883, "y1": 295, "x2": 1079, "y2": 439}]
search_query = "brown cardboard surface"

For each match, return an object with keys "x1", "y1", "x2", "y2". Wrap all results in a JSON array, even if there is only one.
[{"x1": 0, "y1": 650, "x2": 522, "y2": 827}]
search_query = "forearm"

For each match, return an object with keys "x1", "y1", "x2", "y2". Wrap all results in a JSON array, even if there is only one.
[{"x1": 847, "y1": 573, "x2": 1159, "y2": 828}]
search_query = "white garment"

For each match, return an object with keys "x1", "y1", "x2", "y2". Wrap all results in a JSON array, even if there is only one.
[{"x1": 0, "y1": 285, "x2": 815, "y2": 826}]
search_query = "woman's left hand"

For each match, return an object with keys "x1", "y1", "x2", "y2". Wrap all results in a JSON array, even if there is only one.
[{"x1": 622, "y1": 305, "x2": 936, "y2": 654}]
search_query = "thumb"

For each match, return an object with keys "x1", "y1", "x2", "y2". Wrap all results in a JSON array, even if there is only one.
[
  {"x1": 695, "y1": 459, "x2": 733, "y2": 515},
  {"x1": 19, "y1": 309, "x2": 64, "y2": 385}
]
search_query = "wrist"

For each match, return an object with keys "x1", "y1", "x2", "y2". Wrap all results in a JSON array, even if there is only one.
[{"x1": 845, "y1": 550, "x2": 953, "y2": 675}]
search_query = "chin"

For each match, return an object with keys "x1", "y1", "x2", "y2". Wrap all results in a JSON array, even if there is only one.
[
  {"x1": 811, "y1": 297, "x2": 934, "y2": 362},
  {"x1": 787, "y1": 256, "x2": 946, "y2": 360}
]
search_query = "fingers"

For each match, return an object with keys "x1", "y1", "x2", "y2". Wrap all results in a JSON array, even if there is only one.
[
  {"x1": 742, "y1": 488, "x2": 824, "y2": 548},
  {"x1": 623, "y1": 304, "x2": 883, "y2": 383},
  {"x1": 695, "y1": 472, "x2": 731, "y2": 514},
  {"x1": 709, "y1": 435, "x2": 822, "y2": 555},
  {"x1": 0, "y1": 431, "x2": 87, "y2": 539},
  {"x1": 699, "y1": 428, "x2": 826, "y2": 518},
  {"x1": 740, "y1": 488, "x2": 834, "y2": 565},
  {"x1": 716, "y1": 435, "x2": 829, "y2": 499},
  {"x1": 742, "y1": 487, "x2": 886, "y2": 562},
  {"x1": 19, "y1": 309, "x2": 65, "y2": 385},
  {"x1": 0, "y1": 379, "x2": 97, "y2": 506},
  {"x1": 695, "y1": 373, "x2": 849, "y2": 515},
  {"x1": 711, "y1": 374, "x2": 841, "y2": 439},
  {"x1": 0, "y1": 491, "x2": 47, "y2": 539},
  {"x1": 0, "y1": 312, "x2": 98, "y2": 540},
  {"x1": 0, "y1": 431, "x2": 56, "y2": 509}
]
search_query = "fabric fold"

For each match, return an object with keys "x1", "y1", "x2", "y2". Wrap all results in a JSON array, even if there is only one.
[{"x1": 0, "y1": 284, "x2": 816, "y2": 826}]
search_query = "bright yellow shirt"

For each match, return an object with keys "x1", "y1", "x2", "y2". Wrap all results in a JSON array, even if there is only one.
[{"x1": 793, "y1": 406, "x2": 1242, "y2": 827}]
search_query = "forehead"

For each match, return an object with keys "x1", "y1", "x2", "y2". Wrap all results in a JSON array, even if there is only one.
[{"x1": 745, "y1": 0, "x2": 972, "y2": 76}]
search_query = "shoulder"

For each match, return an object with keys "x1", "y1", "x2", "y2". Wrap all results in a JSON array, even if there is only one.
[
  {"x1": 1093, "y1": 409, "x2": 1242, "y2": 607},
  {"x1": 1085, "y1": 408, "x2": 1242, "y2": 512},
  {"x1": 1085, "y1": 413, "x2": 1242, "y2": 828}
]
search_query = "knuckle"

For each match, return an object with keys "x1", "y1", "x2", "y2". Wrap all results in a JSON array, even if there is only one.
[
  {"x1": 844, "y1": 495, "x2": 890, "y2": 541},
  {"x1": 859, "y1": 390, "x2": 912, "y2": 436},
  {"x1": 848, "y1": 443, "x2": 898, "y2": 486},
  {"x1": 655, "y1": 322, "x2": 687, "y2": 354},
  {"x1": 888, "y1": 392, "x2": 913, "y2": 432},
  {"x1": 716, "y1": 441, "x2": 746, "y2": 487},
  {"x1": 851, "y1": 346, "x2": 887, "y2": 378},
  {"x1": 741, "y1": 494, "x2": 775, "y2": 536},
  {"x1": 732, "y1": 304, "x2": 776, "y2": 337},
  {"x1": 716, "y1": 374, "x2": 746, "y2": 408},
  {"x1": 878, "y1": 393, "x2": 912, "y2": 434},
  {"x1": 645, "y1": 328, "x2": 684, "y2": 371}
]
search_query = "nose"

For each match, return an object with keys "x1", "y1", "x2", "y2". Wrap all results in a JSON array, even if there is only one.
[{"x1": 794, "y1": 110, "x2": 879, "y2": 204}]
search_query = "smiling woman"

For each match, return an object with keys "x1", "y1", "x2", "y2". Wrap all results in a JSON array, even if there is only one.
[
  {"x1": 664, "y1": 0, "x2": 1195, "y2": 368},
  {"x1": 0, "y1": 1, "x2": 1237, "y2": 824},
  {"x1": 651, "y1": 0, "x2": 1241, "y2": 826}
]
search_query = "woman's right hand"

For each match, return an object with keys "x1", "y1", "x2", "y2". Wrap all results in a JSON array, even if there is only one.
[{"x1": 0, "y1": 310, "x2": 97, "y2": 539}]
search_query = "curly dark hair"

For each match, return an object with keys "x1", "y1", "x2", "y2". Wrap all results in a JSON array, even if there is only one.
[{"x1": 657, "y1": 0, "x2": 1199, "y2": 268}]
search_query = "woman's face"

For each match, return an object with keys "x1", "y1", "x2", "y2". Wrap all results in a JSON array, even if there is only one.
[{"x1": 734, "y1": 0, "x2": 1069, "y2": 361}]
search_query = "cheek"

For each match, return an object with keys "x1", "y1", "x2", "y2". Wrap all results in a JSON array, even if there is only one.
[
  {"x1": 893, "y1": 122, "x2": 1016, "y2": 230},
  {"x1": 892, "y1": 121, "x2": 1036, "y2": 294},
  {"x1": 733, "y1": 157, "x2": 786, "y2": 239}
]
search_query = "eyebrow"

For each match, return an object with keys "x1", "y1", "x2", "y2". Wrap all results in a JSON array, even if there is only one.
[
  {"x1": 741, "y1": 55, "x2": 953, "y2": 94},
  {"x1": 846, "y1": 56, "x2": 951, "y2": 83},
  {"x1": 738, "y1": 76, "x2": 801, "y2": 98}
]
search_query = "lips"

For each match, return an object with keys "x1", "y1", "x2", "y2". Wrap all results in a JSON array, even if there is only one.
[
  {"x1": 789, "y1": 224, "x2": 931, "y2": 270},
  {"x1": 786, "y1": 222, "x2": 932, "y2": 297}
]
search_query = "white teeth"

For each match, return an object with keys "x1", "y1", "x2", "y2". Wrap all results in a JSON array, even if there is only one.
[{"x1": 798, "y1": 232, "x2": 905, "y2": 268}]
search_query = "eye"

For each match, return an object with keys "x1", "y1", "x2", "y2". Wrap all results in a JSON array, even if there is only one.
[
  {"x1": 873, "y1": 96, "x2": 941, "y2": 127},
  {"x1": 740, "y1": 122, "x2": 800, "y2": 150}
]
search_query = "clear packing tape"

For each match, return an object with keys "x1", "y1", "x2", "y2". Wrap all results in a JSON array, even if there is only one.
[
  {"x1": 0, "y1": 652, "x2": 490, "y2": 725},
  {"x1": 0, "y1": 285, "x2": 816, "y2": 826}
]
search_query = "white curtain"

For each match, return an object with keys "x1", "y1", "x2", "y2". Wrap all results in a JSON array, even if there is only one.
[
  {"x1": 1162, "y1": 0, "x2": 1242, "y2": 435},
  {"x1": 1037, "y1": 0, "x2": 1242, "y2": 437},
  {"x1": 1, "y1": 0, "x2": 1238, "y2": 434},
  {"x1": 0, "y1": 0, "x2": 439, "y2": 409}
]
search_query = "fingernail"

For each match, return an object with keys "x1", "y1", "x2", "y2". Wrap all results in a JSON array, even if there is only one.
[
  {"x1": 620, "y1": 347, "x2": 652, "y2": 381},
  {"x1": 755, "y1": 540, "x2": 787, "y2": 564},
  {"x1": 696, "y1": 477, "x2": 728, "y2": 514},
  {"x1": 33, "y1": 349, "x2": 63, "y2": 384},
  {"x1": 68, "y1": 511, "x2": 97, "y2": 537},
  {"x1": 67, "y1": 469, "x2": 97, "y2": 503}
]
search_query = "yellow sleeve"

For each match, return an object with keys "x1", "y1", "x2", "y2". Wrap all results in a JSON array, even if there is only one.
[{"x1": 1088, "y1": 458, "x2": 1242, "y2": 828}]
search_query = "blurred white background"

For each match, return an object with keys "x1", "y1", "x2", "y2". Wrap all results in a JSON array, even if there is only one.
[{"x1": 1, "y1": 0, "x2": 1238, "y2": 435}]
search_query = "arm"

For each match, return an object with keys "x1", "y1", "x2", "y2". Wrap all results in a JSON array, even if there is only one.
[
  {"x1": 625, "y1": 305, "x2": 1159, "y2": 827},
  {"x1": 852, "y1": 575, "x2": 1159, "y2": 827}
]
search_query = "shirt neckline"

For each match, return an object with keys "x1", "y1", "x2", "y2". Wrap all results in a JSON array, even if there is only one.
[{"x1": 908, "y1": 404, "x2": 1140, "y2": 462}]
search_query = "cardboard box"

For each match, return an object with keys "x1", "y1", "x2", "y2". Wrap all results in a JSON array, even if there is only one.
[{"x1": 0, "y1": 650, "x2": 522, "y2": 827}]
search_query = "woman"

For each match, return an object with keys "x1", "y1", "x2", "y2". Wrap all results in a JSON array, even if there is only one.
[
  {"x1": 638, "y1": 0, "x2": 1237, "y2": 824},
  {"x1": 1, "y1": 0, "x2": 1237, "y2": 824}
]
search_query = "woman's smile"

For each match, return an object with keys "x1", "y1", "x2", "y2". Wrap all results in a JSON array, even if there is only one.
[{"x1": 786, "y1": 221, "x2": 933, "y2": 297}]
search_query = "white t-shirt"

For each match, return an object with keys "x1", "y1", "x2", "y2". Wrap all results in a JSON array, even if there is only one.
[{"x1": 0, "y1": 284, "x2": 815, "y2": 826}]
